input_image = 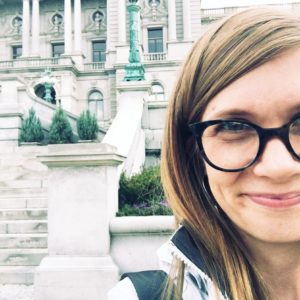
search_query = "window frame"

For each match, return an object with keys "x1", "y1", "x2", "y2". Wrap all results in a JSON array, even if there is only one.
[
  {"x1": 88, "y1": 90, "x2": 104, "y2": 120},
  {"x1": 12, "y1": 45, "x2": 22, "y2": 59},
  {"x1": 52, "y1": 42, "x2": 65, "y2": 58},
  {"x1": 147, "y1": 27, "x2": 164, "y2": 53},
  {"x1": 92, "y1": 40, "x2": 106, "y2": 62}
]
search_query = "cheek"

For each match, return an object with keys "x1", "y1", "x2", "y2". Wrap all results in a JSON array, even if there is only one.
[{"x1": 205, "y1": 164, "x2": 241, "y2": 203}]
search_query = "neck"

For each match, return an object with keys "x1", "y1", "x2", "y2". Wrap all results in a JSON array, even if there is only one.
[{"x1": 241, "y1": 233, "x2": 300, "y2": 300}]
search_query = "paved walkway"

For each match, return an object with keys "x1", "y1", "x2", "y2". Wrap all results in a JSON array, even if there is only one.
[{"x1": 0, "y1": 285, "x2": 33, "y2": 300}]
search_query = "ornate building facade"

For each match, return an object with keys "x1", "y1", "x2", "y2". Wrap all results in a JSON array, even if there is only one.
[{"x1": 0, "y1": 0, "x2": 201, "y2": 165}]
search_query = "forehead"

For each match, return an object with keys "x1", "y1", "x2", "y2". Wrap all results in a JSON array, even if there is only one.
[{"x1": 202, "y1": 47, "x2": 300, "y2": 124}]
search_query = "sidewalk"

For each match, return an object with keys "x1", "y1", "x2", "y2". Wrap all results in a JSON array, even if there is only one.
[{"x1": 0, "y1": 285, "x2": 33, "y2": 300}]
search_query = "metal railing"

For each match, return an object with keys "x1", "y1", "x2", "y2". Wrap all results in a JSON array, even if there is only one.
[{"x1": 144, "y1": 52, "x2": 166, "y2": 61}]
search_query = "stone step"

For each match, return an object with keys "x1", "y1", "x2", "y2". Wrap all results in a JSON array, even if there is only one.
[
  {"x1": 0, "y1": 249, "x2": 47, "y2": 266},
  {"x1": 0, "y1": 186, "x2": 47, "y2": 197},
  {"x1": 0, "y1": 208, "x2": 47, "y2": 221},
  {"x1": 0, "y1": 179, "x2": 45, "y2": 189},
  {"x1": 0, "y1": 266, "x2": 36, "y2": 284},
  {"x1": 0, "y1": 234, "x2": 47, "y2": 249},
  {"x1": 0, "y1": 197, "x2": 47, "y2": 209},
  {"x1": 0, "y1": 220, "x2": 48, "y2": 234}
]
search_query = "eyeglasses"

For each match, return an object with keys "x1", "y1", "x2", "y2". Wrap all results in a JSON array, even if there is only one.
[{"x1": 189, "y1": 116, "x2": 300, "y2": 172}]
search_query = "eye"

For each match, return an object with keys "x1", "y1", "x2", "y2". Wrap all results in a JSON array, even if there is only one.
[
  {"x1": 290, "y1": 117, "x2": 300, "y2": 135},
  {"x1": 203, "y1": 121, "x2": 257, "y2": 143},
  {"x1": 215, "y1": 121, "x2": 252, "y2": 133}
]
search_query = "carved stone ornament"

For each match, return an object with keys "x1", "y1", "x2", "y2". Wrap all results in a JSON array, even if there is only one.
[
  {"x1": 140, "y1": 0, "x2": 167, "y2": 23},
  {"x1": 50, "y1": 12, "x2": 64, "y2": 36},
  {"x1": 84, "y1": 9, "x2": 107, "y2": 35},
  {"x1": 11, "y1": 15, "x2": 22, "y2": 37}
]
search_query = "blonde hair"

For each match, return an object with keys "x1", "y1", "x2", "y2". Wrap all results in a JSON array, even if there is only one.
[{"x1": 161, "y1": 7, "x2": 300, "y2": 300}]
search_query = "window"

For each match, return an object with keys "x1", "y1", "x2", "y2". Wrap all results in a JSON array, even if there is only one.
[
  {"x1": 12, "y1": 46, "x2": 22, "y2": 59},
  {"x1": 52, "y1": 43, "x2": 64, "y2": 58},
  {"x1": 148, "y1": 28, "x2": 163, "y2": 53},
  {"x1": 150, "y1": 83, "x2": 164, "y2": 101},
  {"x1": 92, "y1": 41, "x2": 106, "y2": 62},
  {"x1": 88, "y1": 91, "x2": 104, "y2": 120}
]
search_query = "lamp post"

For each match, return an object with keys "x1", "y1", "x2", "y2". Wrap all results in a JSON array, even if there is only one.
[{"x1": 124, "y1": 0, "x2": 145, "y2": 81}]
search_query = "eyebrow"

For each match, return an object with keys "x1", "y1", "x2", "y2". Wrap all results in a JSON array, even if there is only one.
[
  {"x1": 208, "y1": 105, "x2": 300, "y2": 120},
  {"x1": 207, "y1": 109, "x2": 255, "y2": 119}
]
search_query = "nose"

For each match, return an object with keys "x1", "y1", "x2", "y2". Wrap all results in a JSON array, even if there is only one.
[{"x1": 252, "y1": 138, "x2": 300, "y2": 181}]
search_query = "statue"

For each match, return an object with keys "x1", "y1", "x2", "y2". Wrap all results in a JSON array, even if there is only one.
[
  {"x1": 41, "y1": 68, "x2": 55, "y2": 103},
  {"x1": 12, "y1": 16, "x2": 22, "y2": 35}
]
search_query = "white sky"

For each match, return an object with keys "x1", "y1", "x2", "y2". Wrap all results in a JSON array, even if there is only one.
[{"x1": 201, "y1": 0, "x2": 300, "y2": 8}]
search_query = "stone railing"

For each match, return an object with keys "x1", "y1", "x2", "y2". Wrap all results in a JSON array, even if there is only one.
[
  {"x1": 144, "y1": 52, "x2": 166, "y2": 62},
  {"x1": 84, "y1": 62, "x2": 105, "y2": 71},
  {"x1": 0, "y1": 57, "x2": 74, "y2": 70}
]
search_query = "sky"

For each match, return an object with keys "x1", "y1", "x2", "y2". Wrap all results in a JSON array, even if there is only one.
[{"x1": 201, "y1": 0, "x2": 300, "y2": 8}]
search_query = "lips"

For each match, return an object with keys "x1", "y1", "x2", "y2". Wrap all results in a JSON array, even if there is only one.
[{"x1": 244, "y1": 192, "x2": 300, "y2": 208}]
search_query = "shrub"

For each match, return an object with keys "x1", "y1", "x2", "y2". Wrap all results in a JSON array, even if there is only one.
[
  {"x1": 20, "y1": 108, "x2": 44, "y2": 143},
  {"x1": 77, "y1": 110, "x2": 99, "y2": 140},
  {"x1": 49, "y1": 107, "x2": 74, "y2": 144},
  {"x1": 117, "y1": 165, "x2": 173, "y2": 216}
]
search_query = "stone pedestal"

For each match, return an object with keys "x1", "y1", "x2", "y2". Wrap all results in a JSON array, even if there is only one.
[{"x1": 34, "y1": 143, "x2": 125, "y2": 300}]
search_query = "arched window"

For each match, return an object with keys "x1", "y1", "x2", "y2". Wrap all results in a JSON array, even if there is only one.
[
  {"x1": 150, "y1": 82, "x2": 164, "y2": 101},
  {"x1": 88, "y1": 91, "x2": 104, "y2": 120}
]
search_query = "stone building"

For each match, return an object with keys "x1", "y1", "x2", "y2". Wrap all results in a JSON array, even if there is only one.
[{"x1": 0, "y1": 0, "x2": 201, "y2": 166}]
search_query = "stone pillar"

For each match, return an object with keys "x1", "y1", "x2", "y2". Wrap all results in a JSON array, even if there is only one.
[
  {"x1": 34, "y1": 143, "x2": 125, "y2": 300},
  {"x1": 183, "y1": 0, "x2": 192, "y2": 41},
  {"x1": 167, "y1": 0, "x2": 176, "y2": 41},
  {"x1": 31, "y1": 0, "x2": 40, "y2": 57},
  {"x1": 118, "y1": 0, "x2": 126, "y2": 44},
  {"x1": 74, "y1": 0, "x2": 82, "y2": 53},
  {"x1": 22, "y1": 0, "x2": 30, "y2": 57},
  {"x1": 64, "y1": 0, "x2": 72, "y2": 54}
]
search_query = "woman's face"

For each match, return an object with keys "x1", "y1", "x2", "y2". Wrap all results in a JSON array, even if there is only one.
[{"x1": 202, "y1": 48, "x2": 300, "y2": 245}]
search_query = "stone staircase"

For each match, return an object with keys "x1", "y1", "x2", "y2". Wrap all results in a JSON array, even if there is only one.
[{"x1": 0, "y1": 147, "x2": 49, "y2": 285}]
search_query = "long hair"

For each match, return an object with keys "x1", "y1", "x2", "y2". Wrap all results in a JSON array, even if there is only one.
[{"x1": 161, "y1": 7, "x2": 300, "y2": 300}]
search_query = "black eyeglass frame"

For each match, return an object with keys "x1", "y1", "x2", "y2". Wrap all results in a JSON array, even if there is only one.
[{"x1": 189, "y1": 116, "x2": 300, "y2": 172}]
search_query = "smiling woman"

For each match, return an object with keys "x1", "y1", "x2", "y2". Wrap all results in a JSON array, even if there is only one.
[{"x1": 108, "y1": 7, "x2": 300, "y2": 300}]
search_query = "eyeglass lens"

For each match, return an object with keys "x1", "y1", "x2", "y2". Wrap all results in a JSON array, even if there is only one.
[
  {"x1": 289, "y1": 118, "x2": 300, "y2": 157},
  {"x1": 201, "y1": 118, "x2": 300, "y2": 170}
]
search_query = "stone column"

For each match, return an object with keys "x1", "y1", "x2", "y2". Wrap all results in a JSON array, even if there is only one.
[
  {"x1": 167, "y1": 0, "x2": 176, "y2": 41},
  {"x1": 118, "y1": 0, "x2": 126, "y2": 44},
  {"x1": 183, "y1": 0, "x2": 192, "y2": 41},
  {"x1": 34, "y1": 143, "x2": 125, "y2": 300},
  {"x1": 22, "y1": 0, "x2": 30, "y2": 57},
  {"x1": 64, "y1": 0, "x2": 72, "y2": 54},
  {"x1": 31, "y1": 0, "x2": 40, "y2": 57},
  {"x1": 74, "y1": 0, "x2": 82, "y2": 54}
]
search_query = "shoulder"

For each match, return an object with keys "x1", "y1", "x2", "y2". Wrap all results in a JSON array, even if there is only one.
[{"x1": 107, "y1": 277, "x2": 138, "y2": 300}]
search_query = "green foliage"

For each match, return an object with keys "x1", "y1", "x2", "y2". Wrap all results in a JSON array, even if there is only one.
[
  {"x1": 48, "y1": 107, "x2": 74, "y2": 144},
  {"x1": 77, "y1": 110, "x2": 99, "y2": 140},
  {"x1": 20, "y1": 108, "x2": 44, "y2": 143},
  {"x1": 117, "y1": 165, "x2": 173, "y2": 216}
]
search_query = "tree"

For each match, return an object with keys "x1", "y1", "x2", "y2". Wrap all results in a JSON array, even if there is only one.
[
  {"x1": 20, "y1": 108, "x2": 44, "y2": 143},
  {"x1": 77, "y1": 110, "x2": 99, "y2": 140},
  {"x1": 48, "y1": 107, "x2": 74, "y2": 144}
]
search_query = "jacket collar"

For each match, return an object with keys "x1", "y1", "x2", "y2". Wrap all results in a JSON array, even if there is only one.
[{"x1": 171, "y1": 225, "x2": 227, "y2": 297}]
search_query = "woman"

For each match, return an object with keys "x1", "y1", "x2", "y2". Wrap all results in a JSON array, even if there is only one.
[{"x1": 109, "y1": 7, "x2": 300, "y2": 300}]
